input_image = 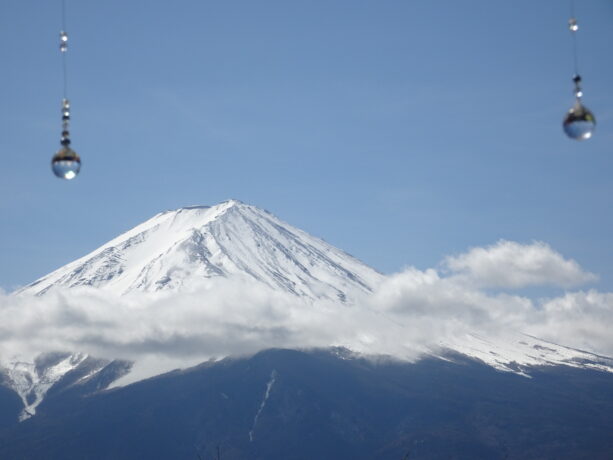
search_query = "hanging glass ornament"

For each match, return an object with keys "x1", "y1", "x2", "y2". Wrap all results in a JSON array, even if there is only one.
[
  {"x1": 563, "y1": 75, "x2": 596, "y2": 140},
  {"x1": 52, "y1": 1, "x2": 81, "y2": 179},
  {"x1": 563, "y1": 14, "x2": 595, "y2": 141}
]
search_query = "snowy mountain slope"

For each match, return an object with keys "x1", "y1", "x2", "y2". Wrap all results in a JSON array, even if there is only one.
[
  {"x1": 0, "y1": 353, "x2": 86, "y2": 421},
  {"x1": 17, "y1": 200, "x2": 383, "y2": 301},
  {"x1": 436, "y1": 332, "x2": 613, "y2": 376},
  {"x1": 0, "y1": 352, "x2": 131, "y2": 421}
]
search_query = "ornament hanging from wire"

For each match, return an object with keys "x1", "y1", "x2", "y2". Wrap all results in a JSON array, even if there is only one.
[
  {"x1": 563, "y1": 8, "x2": 595, "y2": 141},
  {"x1": 51, "y1": 0, "x2": 81, "y2": 179}
]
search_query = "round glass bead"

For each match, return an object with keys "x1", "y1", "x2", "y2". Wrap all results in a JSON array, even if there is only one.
[{"x1": 51, "y1": 147, "x2": 81, "y2": 179}]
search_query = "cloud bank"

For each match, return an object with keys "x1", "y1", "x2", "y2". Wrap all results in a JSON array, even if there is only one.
[
  {"x1": 0, "y1": 240, "x2": 611, "y2": 383},
  {"x1": 443, "y1": 240, "x2": 597, "y2": 288}
]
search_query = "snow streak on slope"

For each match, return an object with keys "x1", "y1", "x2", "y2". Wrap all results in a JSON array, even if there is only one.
[
  {"x1": 17, "y1": 200, "x2": 382, "y2": 302},
  {"x1": 0, "y1": 352, "x2": 132, "y2": 422},
  {"x1": 249, "y1": 369, "x2": 278, "y2": 442},
  {"x1": 1, "y1": 353, "x2": 87, "y2": 420}
]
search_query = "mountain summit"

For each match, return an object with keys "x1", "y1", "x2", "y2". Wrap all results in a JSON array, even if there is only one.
[{"x1": 19, "y1": 200, "x2": 382, "y2": 301}]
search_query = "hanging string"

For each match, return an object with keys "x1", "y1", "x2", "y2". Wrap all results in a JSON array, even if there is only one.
[
  {"x1": 59, "y1": 0, "x2": 71, "y2": 151},
  {"x1": 61, "y1": 0, "x2": 69, "y2": 101},
  {"x1": 569, "y1": 0, "x2": 580, "y2": 78}
]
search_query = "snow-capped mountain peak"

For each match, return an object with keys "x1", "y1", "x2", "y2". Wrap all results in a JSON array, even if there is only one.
[{"x1": 17, "y1": 200, "x2": 383, "y2": 301}]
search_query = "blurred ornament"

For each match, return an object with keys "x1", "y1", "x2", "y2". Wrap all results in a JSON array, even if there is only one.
[
  {"x1": 562, "y1": 13, "x2": 596, "y2": 141},
  {"x1": 59, "y1": 31, "x2": 68, "y2": 52}
]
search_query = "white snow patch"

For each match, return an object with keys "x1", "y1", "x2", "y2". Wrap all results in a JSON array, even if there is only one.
[
  {"x1": 249, "y1": 370, "x2": 278, "y2": 442},
  {"x1": 2, "y1": 353, "x2": 88, "y2": 420}
]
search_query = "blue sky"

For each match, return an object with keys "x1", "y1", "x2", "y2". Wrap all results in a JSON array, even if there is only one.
[{"x1": 0, "y1": 0, "x2": 612, "y2": 292}]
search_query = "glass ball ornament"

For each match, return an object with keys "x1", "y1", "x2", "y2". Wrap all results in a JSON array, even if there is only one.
[
  {"x1": 52, "y1": 146, "x2": 81, "y2": 179},
  {"x1": 563, "y1": 101, "x2": 595, "y2": 141}
]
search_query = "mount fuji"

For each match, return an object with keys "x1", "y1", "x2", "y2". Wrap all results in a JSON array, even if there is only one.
[
  {"x1": 6, "y1": 200, "x2": 613, "y2": 398},
  {"x1": 14, "y1": 199, "x2": 613, "y2": 375},
  {"x1": 4, "y1": 200, "x2": 386, "y2": 420}
]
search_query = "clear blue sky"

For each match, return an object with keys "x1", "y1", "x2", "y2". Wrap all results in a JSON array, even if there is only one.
[{"x1": 0, "y1": 0, "x2": 612, "y2": 292}]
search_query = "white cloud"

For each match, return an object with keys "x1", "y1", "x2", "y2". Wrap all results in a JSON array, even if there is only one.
[
  {"x1": 443, "y1": 240, "x2": 597, "y2": 289},
  {"x1": 0, "y1": 281, "x2": 427, "y2": 384},
  {"x1": 0, "y1": 241, "x2": 612, "y2": 384},
  {"x1": 528, "y1": 290, "x2": 613, "y2": 355}
]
